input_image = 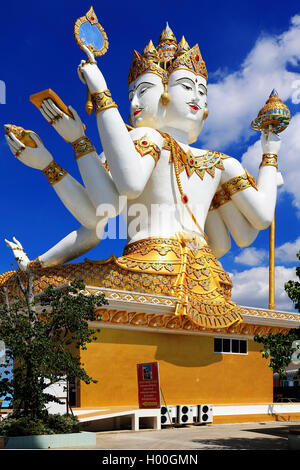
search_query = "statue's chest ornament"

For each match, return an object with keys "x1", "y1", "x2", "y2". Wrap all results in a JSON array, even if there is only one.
[
  {"x1": 161, "y1": 137, "x2": 227, "y2": 180},
  {"x1": 132, "y1": 132, "x2": 229, "y2": 180}
]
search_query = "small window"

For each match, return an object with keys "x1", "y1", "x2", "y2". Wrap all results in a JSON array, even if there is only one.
[
  {"x1": 214, "y1": 338, "x2": 248, "y2": 355},
  {"x1": 214, "y1": 338, "x2": 222, "y2": 353},
  {"x1": 232, "y1": 339, "x2": 239, "y2": 353}
]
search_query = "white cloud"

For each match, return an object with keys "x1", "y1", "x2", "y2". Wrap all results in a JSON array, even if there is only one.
[
  {"x1": 200, "y1": 14, "x2": 300, "y2": 151},
  {"x1": 276, "y1": 236, "x2": 300, "y2": 262},
  {"x1": 230, "y1": 265, "x2": 297, "y2": 312},
  {"x1": 234, "y1": 247, "x2": 268, "y2": 266}
]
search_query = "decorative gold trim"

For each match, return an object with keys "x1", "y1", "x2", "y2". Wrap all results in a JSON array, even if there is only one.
[
  {"x1": 93, "y1": 307, "x2": 292, "y2": 336},
  {"x1": 92, "y1": 90, "x2": 118, "y2": 115},
  {"x1": 222, "y1": 170, "x2": 258, "y2": 197},
  {"x1": 209, "y1": 188, "x2": 231, "y2": 211},
  {"x1": 42, "y1": 160, "x2": 67, "y2": 186},
  {"x1": 72, "y1": 136, "x2": 96, "y2": 160},
  {"x1": 161, "y1": 132, "x2": 227, "y2": 181},
  {"x1": 5, "y1": 124, "x2": 39, "y2": 149},
  {"x1": 28, "y1": 257, "x2": 43, "y2": 270},
  {"x1": 133, "y1": 134, "x2": 161, "y2": 166},
  {"x1": 73, "y1": 6, "x2": 109, "y2": 58},
  {"x1": 260, "y1": 153, "x2": 278, "y2": 169}
]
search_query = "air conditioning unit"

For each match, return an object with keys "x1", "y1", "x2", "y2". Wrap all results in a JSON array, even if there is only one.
[
  {"x1": 176, "y1": 405, "x2": 194, "y2": 425},
  {"x1": 197, "y1": 404, "x2": 213, "y2": 424},
  {"x1": 160, "y1": 406, "x2": 174, "y2": 425}
]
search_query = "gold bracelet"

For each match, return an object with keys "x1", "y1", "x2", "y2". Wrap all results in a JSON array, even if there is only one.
[
  {"x1": 72, "y1": 136, "x2": 96, "y2": 161},
  {"x1": 222, "y1": 169, "x2": 258, "y2": 197},
  {"x1": 28, "y1": 257, "x2": 43, "y2": 270},
  {"x1": 92, "y1": 89, "x2": 118, "y2": 115},
  {"x1": 260, "y1": 153, "x2": 278, "y2": 169},
  {"x1": 42, "y1": 160, "x2": 67, "y2": 186},
  {"x1": 209, "y1": 187, "x2": 231, "y2": 211},
  {"x1": 133, "y1": 134, "x2": 161, "y2": 167}
]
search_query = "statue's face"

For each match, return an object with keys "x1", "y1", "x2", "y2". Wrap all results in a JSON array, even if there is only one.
[
  {"x1": 164, "y1": 69, "x2": 207, "y2": 143},
  {"x1": 128, "y1": 73, "x2": 165, "y2": 128}
]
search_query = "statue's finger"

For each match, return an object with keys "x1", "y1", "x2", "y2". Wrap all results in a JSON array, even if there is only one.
[
  {"x1": 77, "y1": 67, "x2": 86, "y2": 84},
  {"x1": 6, "y1": 135, "x2": 21, "y2": 154},
  {"x1": 29, "y1": 133, "x2": 42, "y2": 147},
  {"x1": 46, "y1": 99, "x2": 64, "y2": 118},
  {"x1": 8, "y1": 132, "x2": 25, "y2": 149},
  {"x1": 41, "y1": 102, "x2": 54, "y2": 121},
  {"x1": 13, "y1": 237, "x2": 21, "y2": 247},
  {"x1": 5, "y1": 135, "x2": 18, "y2": 154},
  {"x1": 81, "y1": 44, "x2": 95, "y2": 62},
  {"x1": 68, "y1": 105, "x2": 81, "y2": 123},
  {"x1": 40, "y1": 107, "x2": 52, "y2": 123},
  {"x1": 42, "y1": 100, "x2": 57, "y2": 118}
]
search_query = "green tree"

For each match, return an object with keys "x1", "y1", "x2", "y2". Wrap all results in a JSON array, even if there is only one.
[
  {"x1": 254, "y1": 251, "x2": 300, "y2": 378},
  {"x1": 0, "y1": 271, "x2": 107, "y2": 420}
]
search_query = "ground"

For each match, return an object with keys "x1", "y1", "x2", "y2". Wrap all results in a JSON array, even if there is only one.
[{"x1": 59, "y1": 420, "x2": 300, "y2": 450}]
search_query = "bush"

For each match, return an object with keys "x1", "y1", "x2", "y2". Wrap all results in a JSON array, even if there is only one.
[
  {"x1": 0, "y1": 413, "x2": 80, "y2": 437},
  {"x1": 47, "y1": 414, "x2": 80, "y2": 434}
]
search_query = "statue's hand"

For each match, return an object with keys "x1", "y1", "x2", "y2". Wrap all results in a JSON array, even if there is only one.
[
  {"x1": 40, "y1": 99, "x2": 85, "y2": 143},
  {"x1": 5, "y1": 237, "x2": 30, "y2": 271},
  {"x1": 77, "y1": 45, "x2": 107, "y2": 94},
  {"x1": 5, "y1": 128, "x2": 53, "y2": 170},
  {"x1": 261, "y1": 131, "x2": 281, "y2": 155}
]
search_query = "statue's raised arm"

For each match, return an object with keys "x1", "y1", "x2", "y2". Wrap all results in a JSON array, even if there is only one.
[{"x1": 77, "y1": 45, "x2": 162, "y2": 199}]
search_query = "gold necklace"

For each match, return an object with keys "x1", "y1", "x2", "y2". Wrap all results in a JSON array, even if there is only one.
[{"x1": 162, "y1": 132, "x2": 209, "y2": 244}]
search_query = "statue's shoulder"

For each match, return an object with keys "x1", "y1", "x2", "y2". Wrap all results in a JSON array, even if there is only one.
[{"x1": 127, "y1": 126, "x2": 164, "y2": 145}]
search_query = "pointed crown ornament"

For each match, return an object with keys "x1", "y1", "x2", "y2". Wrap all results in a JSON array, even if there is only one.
[{"x1": 128, "y1": 24, "x2": 208, "y2": 86}]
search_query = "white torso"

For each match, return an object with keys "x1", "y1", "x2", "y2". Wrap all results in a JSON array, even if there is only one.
[{"x1": 126, "y1": 140, "x2": 222, "y2": 243}]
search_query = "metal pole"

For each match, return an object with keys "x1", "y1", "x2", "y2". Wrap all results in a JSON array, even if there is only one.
[{"x1": 268, "y1": 215, "x2": 275, "y2": 310}]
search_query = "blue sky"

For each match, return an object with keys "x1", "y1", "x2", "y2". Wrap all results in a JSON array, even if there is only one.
[{"x1": 0, "y1": 0, "x2": 300, "y2": 312}]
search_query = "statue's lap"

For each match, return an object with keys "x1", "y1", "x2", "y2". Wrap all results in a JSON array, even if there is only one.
[{"x1": 0, "y1": 235, "x2": 243, "y2": 329}]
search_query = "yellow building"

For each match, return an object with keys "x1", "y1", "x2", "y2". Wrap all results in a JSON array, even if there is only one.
[{"x1": 1, "y1": 258, "x2": 300, "y2": 427}]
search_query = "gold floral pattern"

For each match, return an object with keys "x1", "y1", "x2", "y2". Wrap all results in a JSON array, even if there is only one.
[
  {"x1": 222, "y1": 170, "x2": 258, "y2": 197},
  {"x1": 42, "y1": 160, "x2": 67, "y2": 186},
  {"x1": 260, "y1": 153, "x2": 278, "y2": 169},
  {"x1": 161, "y1": 135, "x2": 230, "y2": 181},
  {"x1": 133, "y1": 134, "x2": 161, "y2": 166},
  {"x1": 72, "y1": 136, "x2": 96, "y2": 161},
  {"x1": 92, "y1": 90, "x2": 118, "y2": 115}
]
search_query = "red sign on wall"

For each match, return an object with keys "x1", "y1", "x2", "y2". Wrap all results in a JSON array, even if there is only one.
[{"x1": 137, "y1": 362, "x2": 161, "y2": 409}]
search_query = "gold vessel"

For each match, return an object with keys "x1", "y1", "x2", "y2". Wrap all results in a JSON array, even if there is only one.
[
  {"x1": 4, "y1": 124, "x2": 41, "y2": 148},
  {"x1": 251, "y1": 89, "x2": 290, "y2": 134}
]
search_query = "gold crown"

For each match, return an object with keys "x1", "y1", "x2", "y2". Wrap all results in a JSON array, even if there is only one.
[{"x1": 128, "y1": 24, "x2": 207, "y2": 85}]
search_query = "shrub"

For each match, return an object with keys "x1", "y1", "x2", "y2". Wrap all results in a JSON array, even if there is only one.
[{"x1": 0, "y1": 413, "x2": 80, "y2": 437}]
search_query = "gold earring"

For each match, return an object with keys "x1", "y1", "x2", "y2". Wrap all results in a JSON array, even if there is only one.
[
  {"x1": 203, "y1": 108, "x2": 209, "y2": 120},
  {"x1": 160, "y1": 82, "x2": 170, "y2": 106}
]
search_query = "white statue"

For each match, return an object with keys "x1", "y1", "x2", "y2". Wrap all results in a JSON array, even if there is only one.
[{"x1": 3, "y1": 24, "x2": 284, "y2": 329}]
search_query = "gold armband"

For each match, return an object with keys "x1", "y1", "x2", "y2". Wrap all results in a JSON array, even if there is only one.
[
  {"x1": 72, "y1": 136, "x2": 96, "y2": 161},
  {"x1": 42, "y1": 160, "x2": 67, "y2": 185},
  {"x1": 222, "y1": 169, "x2": 258, "y2": 197},
  {"x1": 133, "y1": 134, "x2": 161, "y2": 167},
  {"x1": 92, "y1": 89, "x2": 118, "y2": 115},
  {"x1": 28, "y1": 257, "x2": 43, "y2": 270},
  {"x1": 209, "y1": 187, "x2": 231, "y2": 211},
  {"x1": 259, "y1": 153, "x2": 278, "y2": 169}
]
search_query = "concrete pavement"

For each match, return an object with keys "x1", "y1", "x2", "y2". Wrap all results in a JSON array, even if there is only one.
[{"x1": 60, "y1": 420, "x2": 300, "y2": 450}]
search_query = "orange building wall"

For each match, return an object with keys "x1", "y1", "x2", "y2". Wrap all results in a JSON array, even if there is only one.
[{"x1": 80, "y1": 328, "x2": 273, "y2": 408}]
